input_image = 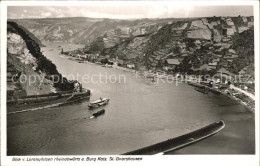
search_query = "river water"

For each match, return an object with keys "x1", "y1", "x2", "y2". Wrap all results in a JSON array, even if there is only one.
[{"x1": 7, "y1": 42, "x2": 255, "y2": 155}]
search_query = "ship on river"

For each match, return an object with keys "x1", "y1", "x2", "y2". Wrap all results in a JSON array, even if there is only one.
[
  {"x1": 90, "y1": 109, "x2": 105, "y2": 118},
  {"x1": 88, "y1": 98, "x2": 110, "y2": 108}
]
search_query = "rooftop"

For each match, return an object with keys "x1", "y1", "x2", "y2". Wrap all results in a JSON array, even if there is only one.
[{"x1": 166, "y1": 59, "x2": 180, "y2": 65}]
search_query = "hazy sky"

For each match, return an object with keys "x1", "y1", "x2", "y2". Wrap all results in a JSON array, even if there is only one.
[{"x1": 8, "y1": 6, "x2": 253, "y2": 19}]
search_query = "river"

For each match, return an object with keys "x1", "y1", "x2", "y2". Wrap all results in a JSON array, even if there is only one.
[{"x1": 7, "y1": 42, "x2": 255, "y2": 155}]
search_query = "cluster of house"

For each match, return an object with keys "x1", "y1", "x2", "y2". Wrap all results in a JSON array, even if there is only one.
[
  {"x1": 63, "y1": 48, "x2": 100, "y2": 62},
  {"x1": 62, "y1": 48, "x2": 137, "y2": 69}
]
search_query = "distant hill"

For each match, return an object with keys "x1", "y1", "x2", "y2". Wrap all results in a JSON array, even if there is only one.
[
  {"x1": 11, "y1": 16, "x2": 254, "y2": 80},
  {"x1": 10, "y1": 17, "x2": 195, "y2": 44}
]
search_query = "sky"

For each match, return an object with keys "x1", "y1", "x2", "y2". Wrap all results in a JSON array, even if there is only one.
[{"x1": 7, "y1": 6, "x2": 253, "y2": 19}]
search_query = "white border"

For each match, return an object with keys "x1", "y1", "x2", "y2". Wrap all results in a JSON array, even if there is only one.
[{"x1": 1, "y1": 1, "x2": 259, "y2": 166}]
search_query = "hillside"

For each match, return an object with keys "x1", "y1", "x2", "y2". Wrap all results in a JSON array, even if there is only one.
[
  {"x1": 64, "y1": 16, "x2": 254, "y2": 80},
  {"x1": 7, "y1": 21, "x2": 75, "y2": 100},
  {"x1": 10, "y1": 17, "x2": 195, "y2": 44},
  {"x1": 12, "y1": 22, "x2": 45, "y2": 47},
  {"x1": 12, "y1": 16, "x2": 254, "y2": 81}
]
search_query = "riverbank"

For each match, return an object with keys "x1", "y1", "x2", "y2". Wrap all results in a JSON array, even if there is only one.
[
  {"x1": 10, "y1": 41, "x2": 252, "y2": 155},
  {"x1": 60, "y1": 53, "x2": 180, "y2": 81},
  {"x1": 95, "y1": 57, "x2": 256, "y2": 113},
  {"x1": 60, "y1": 53, "x2": 255, "y2": 112},
  {"x1": 187, "y1": 81, "x2": 255, "y2": 112},
  {"x1": 7, "y1": 89, "x2": 91, "y2": 115}
]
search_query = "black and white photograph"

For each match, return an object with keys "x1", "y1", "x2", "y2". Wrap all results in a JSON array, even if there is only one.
[{"x1": 1, "y1": 1, "x2": 259, "y2": 166}]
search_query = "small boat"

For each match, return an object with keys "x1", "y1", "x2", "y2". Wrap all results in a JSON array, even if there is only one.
[
  {"x1": 195, "y1": 87, "x2": 208, "y2": 94},
  {"x1": 91, "y1": 109, "x2": 105, "y2": 118},
  {"x1": 88, "y1": 98, "x2": 109, "y2": 108}
]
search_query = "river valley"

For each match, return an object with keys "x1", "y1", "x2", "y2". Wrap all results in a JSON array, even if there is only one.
[{"x1": 7, "y1": 42, "x2": 255, "y2": 155}]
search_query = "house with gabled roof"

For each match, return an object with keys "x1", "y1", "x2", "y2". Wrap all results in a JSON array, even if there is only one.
[
  {"x1": 239, "y1": 66, "x2": 249, "y2": 75},
  {"x1": 226, "y1": 28, "x2": 235, "y2": 36},
  {"x1": 226, "y1": 19, "x2": 235, "y2": 26},
  {"x1": 242, "y1": 17, "x2": 248, "y2": 23},
  {"x1": 191, "y1": 64, "x2": 216, "y2": 71},
  {"x1": 216, "y1": 67, "x2": 235, "y2": 76},
  {"x1": 228, "y1": 49, "x2": 237, "y2": 54},
  {"x1": 213, "y1": 67, "x2": 235, "y2": 83},
  {"x1": 166, "y1": 59, "x2": 180, "y2": 66},
  {"x1": 248, "y1": 22, "x2": 254, "y2": 27},
  {"x1": 238, "y1": 26, "x2": 249, "y2": 33},
  {"x1": 208, "y1": 61, "x2": 218, "y2": 66},
  {"x1": 218, "y1": 59, "x2": 229, "y2": 67}
]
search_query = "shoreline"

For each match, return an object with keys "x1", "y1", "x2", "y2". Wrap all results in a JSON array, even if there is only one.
[
  {"x1": 81, "y1": 58, "x2": 256, "y2": 112},
  {"x1": 93, "y1": 60, "x2": 256, "y2": 113},
  {"x1": 7, "y1": 89, "x2": 91, "y2": 115},
  {"x1": 60, "y1": 53, "x2": 256, "y2": 113},
  {"x1": 187, "y1": 81, "x2": 255, "y2": 113}
]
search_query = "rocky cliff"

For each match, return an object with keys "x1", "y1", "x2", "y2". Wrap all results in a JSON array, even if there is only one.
[{"x1": 7, "y1": 21, "x2": 75, "y2": 99}]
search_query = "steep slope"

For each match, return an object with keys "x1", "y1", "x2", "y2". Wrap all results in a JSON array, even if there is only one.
[
  {"x1": 7, "y1": 21, "x2": 75, "y2": 99},
  {"x1": 13, "y1": 23, "x2": 45, "y2": 47},
  {"x1": 66, "y1": 16, "x2": 254, "y2": 79},
  {"x1": 10, "y1": 17, "x2": 101, "y2": 43},
  {"x1": 230, "y1": 28, "x2": 254, "y2": 74}
]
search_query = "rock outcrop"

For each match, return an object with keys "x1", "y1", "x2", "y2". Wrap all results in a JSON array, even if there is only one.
[{"x1": 7, "y1": 22, "x2": 75, "y2": 99}]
